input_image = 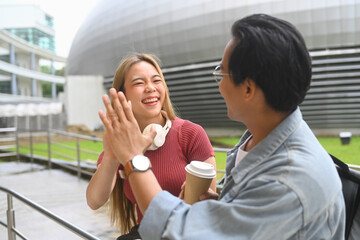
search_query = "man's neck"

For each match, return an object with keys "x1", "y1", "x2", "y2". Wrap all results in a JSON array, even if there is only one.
[{"x1": 245, "y1": 109, "x2": 290, "y2": 151}]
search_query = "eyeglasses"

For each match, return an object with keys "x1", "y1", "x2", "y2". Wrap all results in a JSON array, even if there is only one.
[{"x1": 212, "y1": 65, "x2": 232, "y2": 83}]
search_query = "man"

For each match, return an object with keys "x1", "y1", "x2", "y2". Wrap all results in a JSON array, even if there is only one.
[{"x1": 99, "y1": 14, "x2": 345, "y2": 239}]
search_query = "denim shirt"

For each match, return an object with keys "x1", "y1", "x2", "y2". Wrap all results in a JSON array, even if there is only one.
[{"x1": 139, "y1": 108, "x2": 345, "y2": 240}]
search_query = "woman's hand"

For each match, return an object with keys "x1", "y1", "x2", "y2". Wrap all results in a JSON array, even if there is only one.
[
  {"x1": 178, "y1": 182, "x2": 186, "y2": 199},
  {"x1": 99, "y1": 88, "x2": 156, "y2": 166},
  {"x1": 102, "y1": 129, "x2": 116, "y2": 160}
]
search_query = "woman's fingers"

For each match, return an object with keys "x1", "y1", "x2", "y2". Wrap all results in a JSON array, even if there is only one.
[
  {"x1": 102, "y1": 94, "x2": 119, "y2": 128},
  {"x1": 117, "y1": 91, "x2": 137, "y2": 122},
  {"x1": 178, "y1": 181, "x2": 186, "y2": 199},
  {"x1": 98, "y1": 89, "x2": 153, "y2": 164},
  {"x1": 98, "y1": 110, "x2": 112, "y2": 132},
  {"x1": 178, "y1": 189, "x2": 184, "y2": 199},
  {"x1": 109, "y1": 88, "x2": 127, "y2": 123},
  {"x1": 105, "y1": 89, "x2": 137, "y2": 127}
]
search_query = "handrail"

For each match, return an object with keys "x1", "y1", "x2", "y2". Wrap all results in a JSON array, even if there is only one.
[
  {"x1": 5, "y1": 128, "x2": 360, "y2": 174},
  {"x1": 11, "y1": 128, "x2": 102, "y2": 178},
  {"x1": 0, "y1": 127, "x2": 17, "y2": 132},
  {"x1": 2, "y1": 127, "x2": 359, "y2": 176},
  {"x1": 50, "y1": 129, "x2": 102, "y2": 141},
  {"x1": 348, "y1": 164, "x2": 360, "y2": 171},
  {"x1": 0, "y1": 126, "x2": 19, "y2": 161},
  {"x1": 0, "y1": 185, "x2": 101, "y2": 240}
]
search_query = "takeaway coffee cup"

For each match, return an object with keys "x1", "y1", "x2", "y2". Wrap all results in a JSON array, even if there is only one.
[{"x1": 184, "y1": 161, "x2": 216, "y2": 205}]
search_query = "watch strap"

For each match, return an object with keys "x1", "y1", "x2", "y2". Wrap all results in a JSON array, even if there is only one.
[{"x1": 124, "y1": 160, "x2": 133, "y2": 178}]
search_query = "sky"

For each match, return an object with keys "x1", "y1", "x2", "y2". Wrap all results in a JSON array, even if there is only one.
[{"x1": 1, "y1": 0, "x2": 100, "y2": 57}]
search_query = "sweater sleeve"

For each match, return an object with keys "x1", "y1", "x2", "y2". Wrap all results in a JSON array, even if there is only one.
[
  {"x1": 97, "y1": 151, "x2": 104, "y2": 166},
  {"x1": 179, "y1": 120, "x2": 215, "y2": 162}
]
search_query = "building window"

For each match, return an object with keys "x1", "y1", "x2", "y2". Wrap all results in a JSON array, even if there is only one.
[
  {"x1": 45, "y1": 15, "x2": 54, "y2": 28},
  {"x1": 6, "y1": 28, "x2": 55, "y2": 52},
  {"x1": 0, "y1": 81, "x2": 11, "y2": 94}
]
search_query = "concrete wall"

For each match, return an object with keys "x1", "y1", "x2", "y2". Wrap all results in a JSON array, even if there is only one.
[
  {"x1": 65, "y1": 75, "x2": 106, "y2": 130},
  {"x1": 17, "y1": 76, "x2": 42, "y2": 97}
]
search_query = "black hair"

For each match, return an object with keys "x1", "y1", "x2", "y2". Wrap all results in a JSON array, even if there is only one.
[{"x1": 229, "y1": 14, "x2": 312, "y2": 112}]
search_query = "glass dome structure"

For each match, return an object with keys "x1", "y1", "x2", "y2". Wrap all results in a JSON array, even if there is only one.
[{"x1": 67, "y1": 0, "x2": 360, "y2": 129}]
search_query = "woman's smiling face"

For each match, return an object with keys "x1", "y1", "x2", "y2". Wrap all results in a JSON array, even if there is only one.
[{"x1": 123, "y1": 61, "x2": 166, "y2": 124}]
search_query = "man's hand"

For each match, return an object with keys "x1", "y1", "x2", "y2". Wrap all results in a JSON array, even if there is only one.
[
  {"x1": 98, "y1": 88, "x2": 156, "y2": 165},
  {"x1": 178, "y1": 181, "x2": 219, "y2": 201},
  {"x1": 200, "y1": 188, "x2": 219, "y2": 201}
]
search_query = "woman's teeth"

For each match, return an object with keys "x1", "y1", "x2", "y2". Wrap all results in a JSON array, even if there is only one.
[{"x1": 143, "y1": 98, "x2": 158, "y2": 103}]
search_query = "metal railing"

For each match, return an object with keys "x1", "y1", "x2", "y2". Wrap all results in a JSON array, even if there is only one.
[
  {"x1": 0, "y1": 185, "x2": 100, "y2": 240},
  {"x1": 0, "y1": 127, "x2": 102, "y2": 178},
  {"x1": 1, "y1": 127, "x2": 230, "y2": 178},
  {"x1": 0, "y1": 127, "x2": 19, "y2": 160},
  {"x1": 46, "y1": 129, "x2": 102, "y2": 178},
  {"x1": 1, "y1": 126, "x2": 360, "y2": 174}
]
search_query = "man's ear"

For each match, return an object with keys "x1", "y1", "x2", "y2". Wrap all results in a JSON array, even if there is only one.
[{"x1": 244, "y1": 78, "x2": 256, "y2": 99}]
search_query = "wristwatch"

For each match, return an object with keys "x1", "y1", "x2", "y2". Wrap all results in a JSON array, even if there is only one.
[{"x1": 124, "y1": 155, "x2": 152, "y2": 178}]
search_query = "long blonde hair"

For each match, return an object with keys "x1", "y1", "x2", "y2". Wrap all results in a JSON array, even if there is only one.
[{"x1": 109, "y1": 53, "x2": 177, "y2": 234}]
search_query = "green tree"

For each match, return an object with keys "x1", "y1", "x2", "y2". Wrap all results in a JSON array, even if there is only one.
[{"x1": 40, "y1": 65, "x2": 65, "y2": 98}]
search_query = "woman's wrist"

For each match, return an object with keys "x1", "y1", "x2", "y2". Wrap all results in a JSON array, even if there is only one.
[
  {"x1": 119, "y1": 152, "x2": 144, "y2": 167},
  {"x1": 102, "y1": 153, "x2": 121, "y2": 170}
]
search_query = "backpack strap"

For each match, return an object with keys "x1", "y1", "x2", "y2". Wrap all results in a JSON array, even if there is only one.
[
  {"x1": 331, "y1": 153, "x2": 349, "y2": 171},
  {"x1": 330, "y1": 153, "x2": 360, "y2": 239}
]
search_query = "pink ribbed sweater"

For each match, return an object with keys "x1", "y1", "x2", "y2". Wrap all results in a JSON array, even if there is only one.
[{"x1": 98, "y1": 117, "x2": 214, "y2": 222}]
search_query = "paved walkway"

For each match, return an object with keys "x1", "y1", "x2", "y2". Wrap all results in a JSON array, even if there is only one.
[{"x1": 0, "y1": 161, "x2": 119, "y2": 240}]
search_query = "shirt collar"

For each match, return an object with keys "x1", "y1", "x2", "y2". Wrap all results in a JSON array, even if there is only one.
[{"x1": 226, "y1": 107, "x2": 303, "y2": 183}]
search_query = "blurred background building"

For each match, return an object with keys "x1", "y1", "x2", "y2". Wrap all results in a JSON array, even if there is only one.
[
  {"x1": 0, "y1": 4, "x2": 56, "y2": 52},
  {"x1": 66, "y1": 0, "x2": 360, "y2": 135},
  {"x1": 0, "y1": 4, "x2": 65, "y2": 129},
  {"x1": 1, "y1": 0, "x2": 360, "y2": 136}
]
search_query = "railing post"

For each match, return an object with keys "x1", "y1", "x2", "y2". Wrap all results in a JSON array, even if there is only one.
[
  {"x1": 47, "y1": 128, "x2": 52, "y2": 169},
  {"x1": 76, "y1": 138, "x2": 81, "y2": 178},
  {"x1": 48, "y1": 114, "x2": 52, "y2": 169},
  {"x1": 7, "y1": 194, "x2": 16, "y2": 240},
  {"x1": 29, "y1": 129, "x2": 34, "y2": 165},
  {"x1": 15, "y1": 116, "x2": 19, "y2": 162}
]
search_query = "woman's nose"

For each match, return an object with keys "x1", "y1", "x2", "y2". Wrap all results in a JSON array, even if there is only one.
[{"x1": 145, "y1": 82, "x2": 156, "y2": 92}]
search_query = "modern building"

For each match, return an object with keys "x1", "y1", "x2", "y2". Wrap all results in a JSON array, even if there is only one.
[
  {"x1": 0, "y1": 4, "x2": 66, "y2": 129},
  {"x1": 0, "y1": 4, "x2": 56, "y2": 52},
  {"x1": 66, "y1": 0, "x2": 360, "y2": 135}
]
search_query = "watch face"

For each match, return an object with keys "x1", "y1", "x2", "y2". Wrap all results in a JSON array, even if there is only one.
[{"x1": 132, "y1": 155, "x2": 150, "y2": 171}]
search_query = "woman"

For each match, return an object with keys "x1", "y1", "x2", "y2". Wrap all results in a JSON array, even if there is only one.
[{"x1": 86, "y1": 53, "x2": 216, "y2": 239}]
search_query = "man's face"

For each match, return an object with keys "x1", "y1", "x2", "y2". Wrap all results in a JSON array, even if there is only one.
[{"x1": 219, "y1": 39, "x2": 248, "y2": 122}]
